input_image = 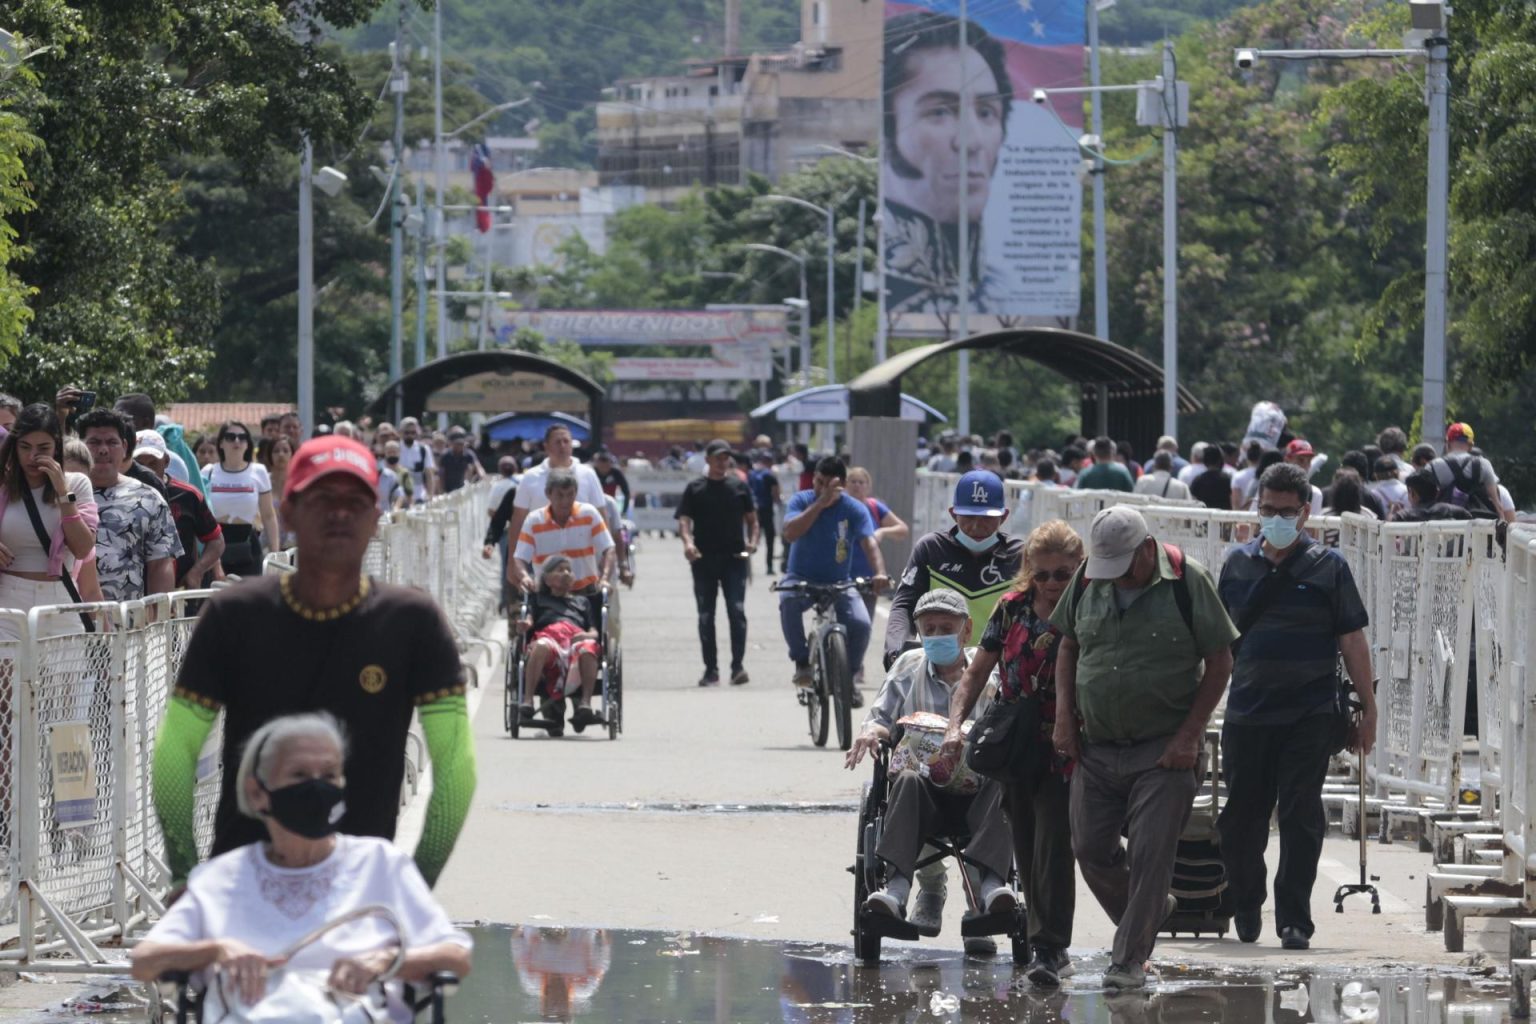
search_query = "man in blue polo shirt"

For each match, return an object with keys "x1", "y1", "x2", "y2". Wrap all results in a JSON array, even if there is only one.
[
  {"x1": 1216, "y1": 461, "x2": 1379, "y2": 952},
  {"x1": 780, "y1": 457, "x2": 890, "y2": 687}
]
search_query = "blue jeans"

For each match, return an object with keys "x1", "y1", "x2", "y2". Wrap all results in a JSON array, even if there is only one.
[{"x1": 778, "y1": 576, "x2": 870, "y2": 669}]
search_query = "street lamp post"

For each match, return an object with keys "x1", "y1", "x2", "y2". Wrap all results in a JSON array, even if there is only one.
[
  {"x1": 1034, "y1": 63, "x2": 1185, "y2": 438},
  {"x1": 297, "y1": 143, "x2": 347, "y2": 440},
  {"x1": 759, "y1": 194, "x2": 837, "y2": 384},
  {"x1": 1235, "y1": 0, "x2": 1450, "y2": 445},
  {"x1": 742, "y1": 243, "x2": 810, "y2": 389}
]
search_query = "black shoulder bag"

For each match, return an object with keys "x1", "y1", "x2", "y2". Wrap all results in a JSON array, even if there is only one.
[
  {"x1": 19, "y1": 485, "x2": 96, "y2": 632},
  {"x1": 964, "y1": 612, "x2": 1052, "y2": 787},
  {"x1": 965, "y1": 685, "x2": 1047, "y2": 787},
  {"x1": 1232, "y1": 544, "x2": 1353, "y2": 753}
]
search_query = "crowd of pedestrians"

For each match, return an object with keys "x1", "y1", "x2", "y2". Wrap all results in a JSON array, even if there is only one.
[{"x1": 0, "y1": 383, "x2": 1525, "y2": 1004}]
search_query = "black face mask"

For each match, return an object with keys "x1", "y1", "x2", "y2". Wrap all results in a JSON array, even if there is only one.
[
  {"x1": 259, "y1": 776, "x2": 346, "y2": 839},
  {"x1": 385, "y1": 455, "x2": 400, "y2": 466}
]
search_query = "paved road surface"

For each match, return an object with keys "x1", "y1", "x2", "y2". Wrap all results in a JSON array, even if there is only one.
[{"x1": 433, "y1": 538, "x2": 1496, "y2": 970}]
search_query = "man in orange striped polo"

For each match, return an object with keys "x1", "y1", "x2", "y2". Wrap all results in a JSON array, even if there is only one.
[{"x1": 512, "y1": 469, "x2": 615, "y2": 596}]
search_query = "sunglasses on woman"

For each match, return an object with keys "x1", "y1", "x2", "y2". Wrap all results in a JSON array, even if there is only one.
[
  {"x1": 1031, "y1": 569, "x2": 1076, "y2": 583},
  {"x1": 222, "y1": 433, "x2": 250, "y2": 443}
]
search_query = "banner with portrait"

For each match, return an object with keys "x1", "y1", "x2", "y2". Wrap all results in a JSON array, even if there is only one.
[{"x1": 881, "y1": 0, "x2": 1085, "y2": 334}]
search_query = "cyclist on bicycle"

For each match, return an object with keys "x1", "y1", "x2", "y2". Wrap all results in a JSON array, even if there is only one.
[
  {"x1": 884, "y1": 470, "x2": 1023, "y2": 670},
  {"x1": 780, "y1": 457, "x2": 890, "y2": 687}
]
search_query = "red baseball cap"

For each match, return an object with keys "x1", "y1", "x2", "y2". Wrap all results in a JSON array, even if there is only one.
[
  {"x1": 1446, "y1": 422, "x2": 1475, "y2": 444},
  {"x1": 284, "y1": 436, "x2": 378, "y2": 501},
  {"x1": 1285, "y1": 439, "x2": 1315, "y2": 458}
]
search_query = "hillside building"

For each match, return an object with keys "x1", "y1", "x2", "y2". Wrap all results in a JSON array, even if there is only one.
[{"x1": 595, "y1": 0, "x2": 881, "y2": 204}]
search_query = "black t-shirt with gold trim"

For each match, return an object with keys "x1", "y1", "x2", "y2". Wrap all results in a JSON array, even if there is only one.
[{"x1": 172, "y1": 574, "x2": 465, "y2": 857}]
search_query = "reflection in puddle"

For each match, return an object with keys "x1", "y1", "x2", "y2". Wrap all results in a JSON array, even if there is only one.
[
  {"x1": 446, "y1": 925, "x2": 1511, "y2": 1023},
  {"x1": 15, "y1": 926, "x2": 1511, "y2": 1022}
]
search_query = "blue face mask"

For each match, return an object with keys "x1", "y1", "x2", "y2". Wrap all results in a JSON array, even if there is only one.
[
  {"x1": 954, "y1": 528, "x2": 1000, "y2": 554},
  {"x1": 921, "y1": 632, "x2": 963, "y2": 666},
  {"x1": 1260, "y1": 515, "x2": 1301, "y2": 549}
]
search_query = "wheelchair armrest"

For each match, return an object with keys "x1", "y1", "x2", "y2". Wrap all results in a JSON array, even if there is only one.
[
  {"x1": 428, "y1": 970, "x2": 461, "y2": 992},
  {"x1": 156, "y1": 970, "x2": 192, "y2": 986}
]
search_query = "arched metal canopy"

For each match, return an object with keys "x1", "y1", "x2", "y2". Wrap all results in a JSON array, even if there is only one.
[
  {"x1": 750, "y1": 385, "x2": 947, "y2": 425},
  {"x1": 370, "y1": 351, "x2": 606, "y2": 438},
  {"x1": 847, "y1": 328, "x2": 1200, "y2": 452}
]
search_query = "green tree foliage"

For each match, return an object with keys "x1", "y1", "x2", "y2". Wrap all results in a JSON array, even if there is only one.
[
  {"x1": 1323, "y1": 0, "x2": 1536, "y2": 491},
  {"x1": 180, "y1": 49, "x2": 498, "y2": 413},
  {"x1": 0, "y1": 0, "x2": 396, "y2": 407},
  {"x1": 1094, "y1": 0, "x2": 1424, "y2": 453},
  {"x1": 0, "y1": 59, "x2": 41, "y2": 362},
  {"x1": 1098, "y1": 0, "x2": 1259, "y2": 46}
]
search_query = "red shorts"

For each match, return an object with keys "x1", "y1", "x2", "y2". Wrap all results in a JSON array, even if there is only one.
[{"x1": 532, "y1": 621, "x2": 600, "y2": 698}]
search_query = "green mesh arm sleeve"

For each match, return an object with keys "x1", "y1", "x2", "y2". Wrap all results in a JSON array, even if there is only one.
[
  {"x1": 152, "y1": 696, "x2": 219, "y2": 883},
  {"x1": 414, "y1": 694, "x2": 477, "y2": 887}
]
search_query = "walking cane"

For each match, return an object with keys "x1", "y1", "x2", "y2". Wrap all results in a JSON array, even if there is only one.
[{"x1": 1334, "y1": 681, "x2": 1381, "y2": 914}]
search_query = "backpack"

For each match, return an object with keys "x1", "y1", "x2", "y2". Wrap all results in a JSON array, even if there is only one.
[
  {"x1": 1070, "y1": 542, "x2": 1195, "y2": 637},
  {"x1": 1431, "y1": 454, "x2": 1496, "y2": 516}
]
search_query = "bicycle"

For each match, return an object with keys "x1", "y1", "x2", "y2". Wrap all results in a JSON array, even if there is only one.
[{"x1": 773, "y1": 577, "x2": 878, "y2": 751}]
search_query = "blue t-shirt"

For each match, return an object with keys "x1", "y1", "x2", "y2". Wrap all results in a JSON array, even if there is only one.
[
  {"x1": 785, "y1": 490, "x2": 875, "y2": 583},
  {"x1": 747, "y1": 468, "x2": 777, "y2": 511},
  {"x1": 850, "y1": 498, "x2": 889, "y2": 577}
]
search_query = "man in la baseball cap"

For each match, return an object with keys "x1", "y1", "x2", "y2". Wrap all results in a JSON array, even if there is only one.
[
  {"x1": 952, "y1": 469, "x2": 1007, "y2": 518},
  {"x1": 1050, "y1": 504, "x2": 1237, "y2": 990}
]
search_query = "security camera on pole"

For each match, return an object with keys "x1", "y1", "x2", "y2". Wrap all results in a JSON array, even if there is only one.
[{"x1": 1235, "y1": 0, "x2": 1451, "y2": 447}]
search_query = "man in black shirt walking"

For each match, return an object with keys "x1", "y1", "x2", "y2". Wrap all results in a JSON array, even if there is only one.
[{"x1": 676, "y1": 439, "x2": 759, "y2": 687}]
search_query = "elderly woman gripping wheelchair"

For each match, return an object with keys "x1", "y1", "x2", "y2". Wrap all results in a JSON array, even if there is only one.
[
  {"x1": 132, "y1": 713, "x2": 472, "y2": 1019},
  {"x1": 845, "y1": 589, "x2": 1019, "y2": 925}
]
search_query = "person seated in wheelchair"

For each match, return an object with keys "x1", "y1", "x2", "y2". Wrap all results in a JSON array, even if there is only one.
[
  {"x1": 131, "y1": 713, "x2": 471, "y2": 1021},
  {"x1": 517, "y1": 555, "x2": 604, "y2": 734},
  {"x1": 845, "y1": 589, "x2": 1019, "y2": 925}
]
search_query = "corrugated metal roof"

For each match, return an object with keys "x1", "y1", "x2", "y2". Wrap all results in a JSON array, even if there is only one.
[{"x1": 165, "y1": 403, "x2": 293, "y2": 434}]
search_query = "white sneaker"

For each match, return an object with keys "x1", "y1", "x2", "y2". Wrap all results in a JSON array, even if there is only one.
[
  {"x1": 983, "y1": 885, "x2": 1019, "y2": 914},
  {"x1": 864, "y1": 889, "x2": 906, "y2": 919}
]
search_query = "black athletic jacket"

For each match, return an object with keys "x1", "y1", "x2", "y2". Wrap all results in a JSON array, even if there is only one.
[{"x1": 883, "y1": 527, "x2": 1024, "y2": 668}]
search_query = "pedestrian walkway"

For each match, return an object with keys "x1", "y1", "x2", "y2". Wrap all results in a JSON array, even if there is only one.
[{"x1": 432, "y1": 542, "x2": 1488, "y2": 969}]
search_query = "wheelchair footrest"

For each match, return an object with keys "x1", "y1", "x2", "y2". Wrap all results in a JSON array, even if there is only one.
[
  {"x1": 859, "y1": 909, "x2": 923, "y2": 942},
  {"x1": 960, "y1": 908, "x2": 1019, "y2": 938}
]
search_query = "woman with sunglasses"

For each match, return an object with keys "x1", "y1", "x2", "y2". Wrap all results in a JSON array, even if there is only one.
[
  {"x1": 941, "y1": 518, "x2": 1084, "y2": 988},
  {"x1": 201, "y1": 421, "x2": 281, "y2": 578}
]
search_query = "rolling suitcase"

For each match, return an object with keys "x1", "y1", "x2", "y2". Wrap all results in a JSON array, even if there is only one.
[{"x1": 1163, "y1": 728, "x2": 1232, "y2": 938}]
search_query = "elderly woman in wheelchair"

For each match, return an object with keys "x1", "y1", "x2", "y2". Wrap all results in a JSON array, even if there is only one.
[
  {"x1": 131, "y1": 713, "x2": 472, "y2": 1022},
  {"x1": 845, "y1": 589, "x2": 1022, "y2": 962},
  {"x1": 515, "y1": 555, "x2": 605, "y2": 734}
]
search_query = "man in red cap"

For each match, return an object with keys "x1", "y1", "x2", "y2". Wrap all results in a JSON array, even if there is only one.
[
  {"x1": 1282, "y1": 440, "x2": 1325, "y2": 508},
  {"x1": 152, "y1": 436, "x2": 477, "y2": 890}
]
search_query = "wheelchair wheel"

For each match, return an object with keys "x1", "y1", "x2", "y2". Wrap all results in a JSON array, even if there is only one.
[
  {"x1": 823, "y1": 631, "x2": 853, "y2": 752},
  {"x1": 605, "y1": 649, "x2": 621, "y2": 741},
  {"x1": 509, "y1": 644, "x2": 527, "y2": 740},
  {"x1": 806, "y1": 649, "x2": 829, "y2": 748},
  {"x1": 852, "y1": 782, "x2": 882, "y2": 966}
]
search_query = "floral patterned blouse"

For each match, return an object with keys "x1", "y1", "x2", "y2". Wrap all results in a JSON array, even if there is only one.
[{"x1": 980, "y1": 588, "x2": 1072, "y2": 776}]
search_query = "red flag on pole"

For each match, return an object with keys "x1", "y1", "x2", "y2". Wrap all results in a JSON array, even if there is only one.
[{"x1": 469, "y1": 142, "x2": 494, "y2": 232}]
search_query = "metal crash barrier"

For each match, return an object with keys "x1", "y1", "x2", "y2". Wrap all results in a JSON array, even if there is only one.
[{"x1": 0, "y1": 482, "x2": 502, "y2": 971}]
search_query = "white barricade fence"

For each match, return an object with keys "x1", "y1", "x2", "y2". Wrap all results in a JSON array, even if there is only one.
[
  {"x1": 911, "y1": 471, "x2": 1501, "y2": 817},
  {"x1": 0, "y1": 482, "x2": 501, "y2": 970},
  {"x1": 1502, "y1": 527, "x2": 1536, "y2": 901}
]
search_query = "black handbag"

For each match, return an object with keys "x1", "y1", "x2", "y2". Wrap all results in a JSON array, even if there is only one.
[
  {"x1": 19, "y1": 484, "x2": 96, "y2": 632},
  {"x1": 965, "y1": 692, "x2": 1047, "y2": 786}
]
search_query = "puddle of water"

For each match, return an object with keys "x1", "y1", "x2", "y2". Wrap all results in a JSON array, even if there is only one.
[
  {"x1": 495, "y1": 801, "x2": 858, "y2": 816},
  {"x1": 443, "y1": 925, "x2": 1511, "y2": 1024},
  {"x1": 16, "y1": 925, "x2": 1513, "y2": 1023}
]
